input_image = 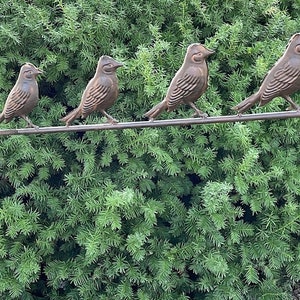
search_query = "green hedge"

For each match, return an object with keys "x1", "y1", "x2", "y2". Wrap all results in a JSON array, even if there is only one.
[{"x1": 0, "y1": 0, "x2": 300, "y2": 299}]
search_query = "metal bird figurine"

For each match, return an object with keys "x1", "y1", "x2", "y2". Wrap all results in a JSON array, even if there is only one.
[
  {"x1": 0, "y1": 63, "x2": 43, "y2": 128},
  {"x1": 60, "y1": 55, "x2": 123, "y2": 126},
  {"x1": 144, "y1": 43, "x2": 214, "y2": 121},
  {"x1": 232, "y1": 33, "x2": 300, "y2": 114}
]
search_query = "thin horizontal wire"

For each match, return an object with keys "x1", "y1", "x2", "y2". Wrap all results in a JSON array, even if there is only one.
[{"x1": 0, "y1": 110, "x2": 299, "y2": 136}]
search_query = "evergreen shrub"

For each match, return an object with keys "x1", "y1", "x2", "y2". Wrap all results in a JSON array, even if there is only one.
[{"x1": 0, "y1": 0, "x2": 300, "y2": 299}]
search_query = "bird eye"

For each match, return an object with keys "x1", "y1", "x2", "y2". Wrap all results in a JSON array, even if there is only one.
[
  {"x1": 193, "y1": 52, "x2": 203, "y2": 62},
  {"x1": 295, "y1": 45, "x2": 300, "y2": 53}
]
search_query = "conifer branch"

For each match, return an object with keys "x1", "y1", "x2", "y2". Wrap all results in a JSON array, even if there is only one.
[
  {"x1": 275, "y1": 215, "x2": 300, "y2": 234},
  {"x1": 0, "y1": 111, "x2": 299, "y2": 136}
]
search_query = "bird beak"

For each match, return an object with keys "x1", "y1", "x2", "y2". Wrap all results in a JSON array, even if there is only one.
[
  {"x1": 35, "y1": 68, "x2": 43, "y2": 75},
  {"x1": 205, "y1": 48, "x2": 215, "y2": 57},
  {"x1": 114, "y1": 62, "x2": 123, "y2": 68}
]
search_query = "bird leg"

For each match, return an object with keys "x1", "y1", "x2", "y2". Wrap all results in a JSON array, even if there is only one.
[
  {"x1": 100, "y1": 110, "x2": 118, "y2": 124},
  {"x1": 21, "y1": 115, "x2": 38, "y2": 129},
  {"x1": 188, "y1": 102, "x2": 208, "y2": 118},
  {"x1": 283, "y1": 96, "x2": 300, "y2": 111}
]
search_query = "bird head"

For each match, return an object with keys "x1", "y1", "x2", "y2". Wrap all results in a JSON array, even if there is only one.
[
  {"x1": 185, "y1": 43, "x2": 215, "y2": 63},
  {"x1": 21, "y1": 63, "x2": 43, "y2": 80},
  {"x1": 98, "y1": 55, "x2": 123, "y2": 74},
  {"x1": 285, "y1": 33, "x2": 300, "y2": 56}
]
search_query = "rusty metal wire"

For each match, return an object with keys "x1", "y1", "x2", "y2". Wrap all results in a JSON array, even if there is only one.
[{"x1": 0, "y1": 111, "x2": 299, "y2": 136}]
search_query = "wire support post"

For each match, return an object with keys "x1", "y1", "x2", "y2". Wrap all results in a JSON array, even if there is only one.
[{"x1": 0, "y1": 111, "x2": 300, "y2": 136}]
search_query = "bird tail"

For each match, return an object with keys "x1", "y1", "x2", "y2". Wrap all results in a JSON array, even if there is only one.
[
  {"x1": 144, "y1": 100, "x2": 167, "y2": 120},
  {"x1": 231, "y1": 93, "x2": 260, "y2": 114},
  {"x1": 0, "y1": 112, "x2": 4, "y2": 123},
  {"x1": 60, "y1": 107, "x2": 81, "y2": 126}
]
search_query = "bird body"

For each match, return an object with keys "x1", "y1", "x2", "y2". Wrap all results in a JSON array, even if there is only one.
[
  {"x1": 232, "y1": 33, "x2": 300, "y2": 114},
  {"x1": 60, "y1": 55, "x2": 123, "y2": 126},
  {"x1": 144, "y1": 43, "x2": 214, "y2": 120},
  {"x1": 0, "y1": 63, "x2": 42, "y2": 127}
]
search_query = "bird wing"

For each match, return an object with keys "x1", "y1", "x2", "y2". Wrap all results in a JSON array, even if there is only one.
[
  {"x1": 82, "y1": 83, "x2": 110, "y2": 115},
  {"x1": 261, "y1": 62, "x2": 300, "y2": 105},
  {"x1": 4, "y1": 88, "x2": 31, "y2": 119},
  {"x1": 168, "y1": 73, "x2": 201, "y2": 109}
]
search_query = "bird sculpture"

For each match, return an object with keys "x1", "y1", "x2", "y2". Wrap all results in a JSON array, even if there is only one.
[
  {"x1": 0, "y1": 63, "x2": 43, "y2": 128},
  {"x1": 232, "y1": 33, "x2": 300, "y2": 114},
  {"x1": 144, "y1": 43, "x2": 214, "y2": 121},
  {"x1": 60, "y1": 55, "x2": 123, "y2": 126}
]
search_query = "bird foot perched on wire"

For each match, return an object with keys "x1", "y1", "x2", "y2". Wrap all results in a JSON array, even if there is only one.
[
  {"x1": 286, "y1": 105, "x2": 300, "y2": 111},
  {"x1": 25, "y1": 123, "x2": 39, "y2": 129},
  {"x1": 106, "y1": 117, "x2": 118, "y2": 124},
  {"x1": 101, "y1": 110, "x2": 118, "y2": 124},
  {"x1": 23, "y1": 115, "x2": 39, "y2": 129},
  {"x1": 192, "y1": 111, "x2": 208, "y2": 118}
]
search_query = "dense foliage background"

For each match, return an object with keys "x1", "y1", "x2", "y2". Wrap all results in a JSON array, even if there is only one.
[{"x1": 0, "y1": 0, "x2": 300, "y2": 299}]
